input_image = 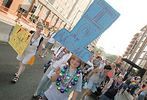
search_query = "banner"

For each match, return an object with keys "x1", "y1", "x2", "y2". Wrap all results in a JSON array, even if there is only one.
[
  {"x1": 54, "y1": 0, "x2": 120, "y2": 62},
  {"x1": 9, "y1": 24, "x2": 32, "y2": 55}
]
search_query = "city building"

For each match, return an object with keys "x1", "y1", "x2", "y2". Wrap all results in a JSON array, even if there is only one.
[
  {"x1": 0, "y1": 0, "x2": 92, "y2": 31},
  {"x1": 123, "y1": 25, "x2": 147, "y2": 82},
  {"x1": 0, "y1": 0, "x2": 103, "y2": 55}
]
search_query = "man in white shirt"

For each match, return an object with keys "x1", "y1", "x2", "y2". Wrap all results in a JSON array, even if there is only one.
[
  {"x1": 33, "y1": 48, "x2": 72, "y2": 99},
  {"x1": 39, "y1": 33, "x2": 56, "y2": 58}
]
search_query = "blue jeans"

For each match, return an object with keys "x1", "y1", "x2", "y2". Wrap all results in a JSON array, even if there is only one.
[
  {"x1": 34, "y1": 66, "x2": 53, "y2": 96},
  {"x1": 100, "y1": 94, "x2": 112, "y2": 100},
  {"x1": 138, "y1": 91, "x2": 147, "y2": 100}
]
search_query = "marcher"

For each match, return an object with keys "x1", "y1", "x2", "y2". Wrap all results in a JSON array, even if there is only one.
[
  {"x1": 137, "y1": 84, "x2": 147, "y2": 100},
  {"x1": 93, "y1": 56, "x2": 102, "y2": 69},
  {"x1": 81, "y1": 65, "x2": 112, "y2": 100},
  {"x1": 33, "y1": 48, "x2": 72, "y2": 99},
  {"x1": 43, "y1": 48, "x2": 70, "y2": 73},
  {"x1": 39, "y1": 32, "x2": 56, "y2": 58},
  {"x1": 100, "y1": 76, "x2": 123, "y2": 100},
  {"x1": 119, "y1": 76, "x2": 132, "y2": 94},
  {"x1": 42, "y1": 55, "x2": 83, "y2": 100},
  {"x1": 11, "y1": 22, "x2": 44, "y2": 83},
  {"x1": 127, "y1": 76, "x2": 141, "y2": 97}
]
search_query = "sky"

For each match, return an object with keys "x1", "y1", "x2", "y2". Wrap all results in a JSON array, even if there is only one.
[{"x1": 96, "y1": 0, "x2": 147, "y2": 56}]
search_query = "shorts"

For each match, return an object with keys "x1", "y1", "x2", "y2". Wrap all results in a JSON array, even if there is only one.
[{"x1": 17, "y1": 50, "x2": 35, "y2": 64}]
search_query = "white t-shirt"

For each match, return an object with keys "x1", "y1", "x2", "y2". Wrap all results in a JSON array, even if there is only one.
[
  {"x1": 52, "y1": 53, "x2": 72, "y2": 69},
  {"x1": 47, "y1": 53, "x2": 72, "y2": 78},
  {"x1": 48, "y1": 32, "x2": 56, "y2": 44}
]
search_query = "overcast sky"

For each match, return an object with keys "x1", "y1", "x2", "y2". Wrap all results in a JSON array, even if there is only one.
[{"x1": 96, "y1": 0, "x2": 147, "y2": 56}]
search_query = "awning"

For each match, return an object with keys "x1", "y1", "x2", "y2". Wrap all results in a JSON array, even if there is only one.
[
  {"x1": 122, "y1": 58, "x2": 143, "y2": 69},
  {"x1": 122, "y1": 58, "x2": 146, "y2": 78}
]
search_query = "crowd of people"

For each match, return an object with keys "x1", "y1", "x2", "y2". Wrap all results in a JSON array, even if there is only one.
[{"x1": 10, "y1": 22, "x2": 146, "y2": 100}]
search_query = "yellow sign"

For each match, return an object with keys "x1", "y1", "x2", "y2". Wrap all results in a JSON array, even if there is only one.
[{"x1": 9, "y1": 24, "x2": 32, "y2": 55}]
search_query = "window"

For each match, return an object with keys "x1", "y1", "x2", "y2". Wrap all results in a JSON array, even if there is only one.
[
  {"x1": 136, "y1": 59, "x2": 141, "y2": 65},
  {"x1": 144, "y1": 45, "x2": 147, "y2": 51},
  {"x1": 139, "y1": 52, "x2": 146, "y2": 59},
  {"x1": 2, "y1": 0, "x2": 13, "y2": 8},
  {"x1": 31, "y1": 5, "x2": 37, "y2": 13},
  {"x1": 48, "y1": 0, "x2": 56, "y2": 4}
]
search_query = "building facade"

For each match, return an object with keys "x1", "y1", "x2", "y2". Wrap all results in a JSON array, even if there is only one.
[
  {"x1": 123, "y1": 25, "x2": 147, "y2": 82},
  {"x1": 0, "y1": 0, "x2": 92, "y2": 31}
]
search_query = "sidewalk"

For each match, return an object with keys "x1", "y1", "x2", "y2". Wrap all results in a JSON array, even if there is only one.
[{"x1": 0, "y1": 11, "x2": 36, "y2": 42}]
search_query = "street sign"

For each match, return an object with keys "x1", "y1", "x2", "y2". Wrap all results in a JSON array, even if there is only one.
[{"x1": 54, "y1": 0, "x2": 120, "y2": 62}]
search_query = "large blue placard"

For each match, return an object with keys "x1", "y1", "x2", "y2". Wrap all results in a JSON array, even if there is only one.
[{"x1": 54, "y1": 0, "x2": 120, "y2": 62}]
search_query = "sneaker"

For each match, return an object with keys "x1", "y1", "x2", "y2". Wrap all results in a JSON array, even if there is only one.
[
  {"x1": 32, "y1": 95, "x2": 42, "y2": 100},
  {"x1": 11, "y1": 76, "x2": 19, "y2": 83}
]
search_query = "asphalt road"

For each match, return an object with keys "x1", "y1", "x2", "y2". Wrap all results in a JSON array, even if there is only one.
[{"x1": 0, "y1": 42, "x2": 48, "y2": 100}]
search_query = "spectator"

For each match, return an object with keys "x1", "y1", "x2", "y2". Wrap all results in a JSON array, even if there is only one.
[
  {"x1": 81, "y1": 65, "x2": 112, "y2": 100},
  {"x1": 33, "y1": 48, "x2": 72, "y2": 99},
  {"x1": 100, "y1": 76, "x2": 123, "y2": 100}
]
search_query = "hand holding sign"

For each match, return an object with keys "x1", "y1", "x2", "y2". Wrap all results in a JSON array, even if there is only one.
[
  {"x1": 54, "y1": 0, "x2": 120, "y2": 62},
  {"x1": 9, "y1": 24, "x2": 31, "y2": 55}
]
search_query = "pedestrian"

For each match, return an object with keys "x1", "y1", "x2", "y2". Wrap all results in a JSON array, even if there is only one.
[
  {"x1": 119, "y1": 76, "x2": 132, "y2": 94},
  {"x1": 81, "y1": 65, "x2": 112, "y2": 100},
  {"x1": 41, "y1": 55, "x2": 83, "y2": 100},
  {"x1": 39, "y1": 32, "x2": 56, "y2": 58},
  {"x1": 11, "y1": 22, "x2": 44, "y2": 83},
  {"x1": 100, "y1": 76, "x2": 123, "y2": 100},
  {"x1": 82, "y1": 63, "x2": 93, "y2": 88},
  {"x1": 43, "y1": 48, "x2": 70, "y2": 73},
  {"x1": 33, "y1": 48, "x2": 72, "y2": 99},
  {"x1": 127, "y1": 76, "x2": 141, "y2": 97},
  {"x1": 138, "y1": 90, "x2": 147, "y2": 100},
  {"x1": 93, "y1": 55, "x2": 102, "y2": 69},
  {"x1": 107, "y1": 63, "x2": 116, "y2": 79}
]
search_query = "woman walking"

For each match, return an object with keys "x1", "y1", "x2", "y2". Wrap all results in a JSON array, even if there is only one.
[{"x1": 11, "y1": 22, "x2": 44, "y2": 83}]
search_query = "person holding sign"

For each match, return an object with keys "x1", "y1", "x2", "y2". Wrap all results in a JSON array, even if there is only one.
[
  {"x1": 11, "y1": 22, "x2": 44, "y2": 83},
  {"x1": 41, "y1": 55, "x2": 83, "y2": 100}
]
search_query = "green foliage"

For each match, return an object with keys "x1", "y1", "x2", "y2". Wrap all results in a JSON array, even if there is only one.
[
  {"x1": 105, "y1": 54, "x2": 117, "y2": 63},
  {"x1": 94, "y1": 46, "x2": 117, "y2": 63}
]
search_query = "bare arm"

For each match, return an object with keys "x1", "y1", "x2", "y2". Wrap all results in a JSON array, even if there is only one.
[
  {"x1": 71, "y1": 91, "x2": 78, "y2": 100},
  {"x1": 102, "y1": 78, "x2": 113, "y2": 93}
]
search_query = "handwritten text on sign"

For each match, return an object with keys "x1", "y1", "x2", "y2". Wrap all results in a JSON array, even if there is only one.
[
  {"x1": 9, "y1": 24, "x2": 32, "y2": 55},
  {"x1": 54, "y1": 0, "x2": 120, "y2": 62}
]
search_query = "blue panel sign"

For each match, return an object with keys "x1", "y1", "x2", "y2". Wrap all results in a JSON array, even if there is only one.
[{"x1": 54, "y1": 0, "x2": 120, "y2": 62}]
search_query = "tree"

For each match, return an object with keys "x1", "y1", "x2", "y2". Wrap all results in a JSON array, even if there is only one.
[
  {"x1": 93, "y1": 46, "x2": 117, "y2": 63},
  {"x1": 105, "y1": 54, "x2": 117, "y2": 63}
]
